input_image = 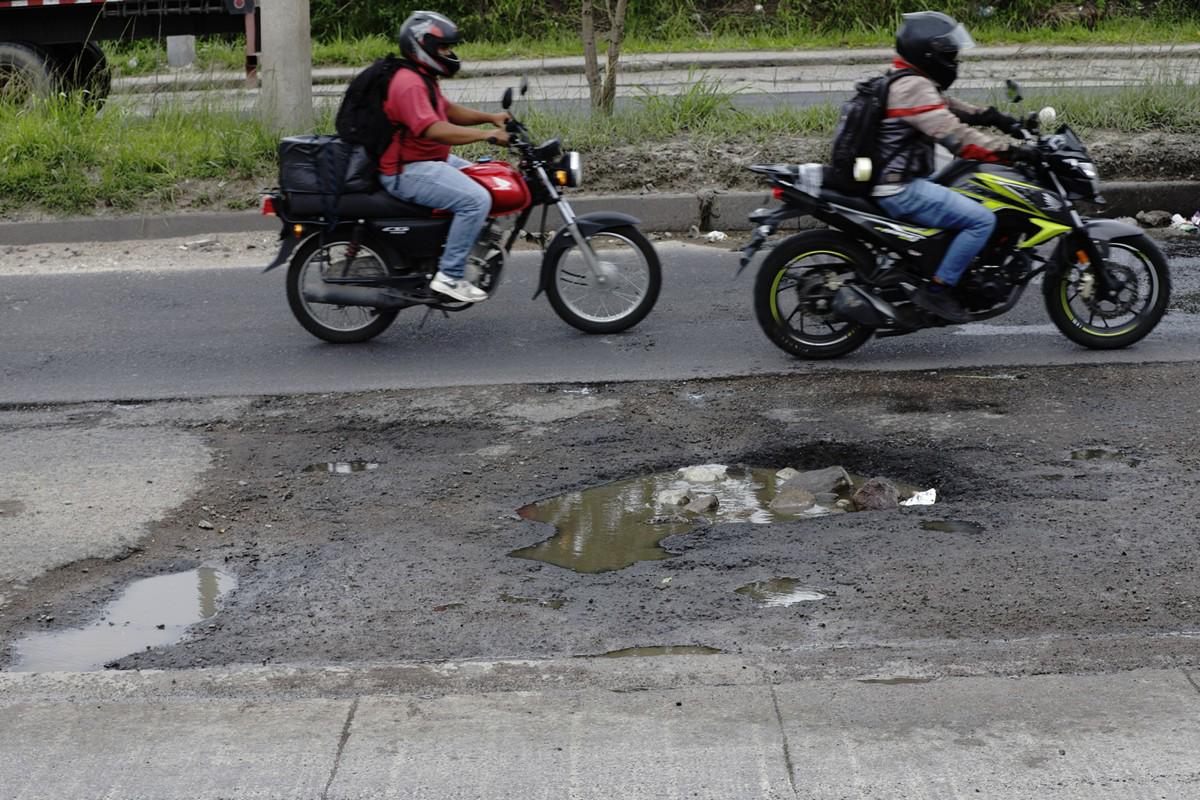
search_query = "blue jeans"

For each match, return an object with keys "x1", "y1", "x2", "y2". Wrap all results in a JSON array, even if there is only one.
[
  {"x1": 876, "y1": 178, "x2": 996, "y2": 287},
  {"x1": 382, "y1": 154, "x2": 491, "y2": 280}
]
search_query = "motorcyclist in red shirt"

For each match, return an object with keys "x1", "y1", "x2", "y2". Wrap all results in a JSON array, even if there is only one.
[{"x1": 379, "y1": 11, "x2": 511, "y2": 304}]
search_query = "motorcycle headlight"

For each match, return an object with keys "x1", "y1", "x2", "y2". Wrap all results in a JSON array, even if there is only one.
[{"x1": 553, "y1": 151, "x2": 583, "y2": 188}]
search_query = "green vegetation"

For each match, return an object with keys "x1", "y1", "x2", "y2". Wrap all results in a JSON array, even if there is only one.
[
  {"x1": 0, "y1": 97, "x2": 285, "y2": 215},
  {"x1": 4, "y1": 76, "x2": 1198, "y2": 216}
]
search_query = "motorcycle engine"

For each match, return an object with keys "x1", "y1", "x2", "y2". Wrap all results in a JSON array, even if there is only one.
[{"x1": 960, "y1": 265, "x2": 1013, "y2": 312}]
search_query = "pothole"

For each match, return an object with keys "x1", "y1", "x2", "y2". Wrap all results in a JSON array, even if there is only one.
[
  {"x1": 735, "y1": 578, "x2": 827, "y2": 607},
  {"x1": 511, "y1": 464, "x2": 933, "y2": 573},
  {"x1": 920, "y1": 520, "x2": 986, "y2": 534},
  {"x1": 9, "y1": 567, "x2": 236, "y2": 672},
  {"x1": 598, "y1": 646, "x2": 722, "y2": 658},
  {"x1": 1071, "y1": 449, "x2": 1140, "y2": 467},
  {"x1": 303, "y1": 461, "x2": 379, "y2": 474}
]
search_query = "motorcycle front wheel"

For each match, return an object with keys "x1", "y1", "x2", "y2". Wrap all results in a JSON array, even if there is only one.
[
  {"x1": 1043, "y1": 234, "x2": 1170, "y2": 350},
  {"x1": 286, "y1": 235, "x2": 400, "y2": 344},
  {"x1": 544, "y1": 225, "x2": 661, "y2": 334},
  {"x1": 753, "y1": 231, "x2": 875, "y2": 359}
]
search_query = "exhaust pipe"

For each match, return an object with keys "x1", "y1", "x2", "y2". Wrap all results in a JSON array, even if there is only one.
[
  {"x1": 831, "y1": 285, "x2": 907, "y2": 328},
  {"x1": 302, "y1": 282, "x2": 410, "y2": 309}
]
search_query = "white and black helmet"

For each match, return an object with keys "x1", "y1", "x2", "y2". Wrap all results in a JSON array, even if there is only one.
[{"x1": 398, "y1": 10, "x2": 462, "y2": 77}]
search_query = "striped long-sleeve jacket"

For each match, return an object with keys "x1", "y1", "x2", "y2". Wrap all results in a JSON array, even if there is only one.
[{"x1": 872, "y1": 58, "x2": 1019, "y2": 196}]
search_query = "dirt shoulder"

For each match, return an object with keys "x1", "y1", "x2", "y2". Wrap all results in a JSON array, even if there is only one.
[{"x1": 0, "y1": 130, "x2": 1195, "y2": 224}]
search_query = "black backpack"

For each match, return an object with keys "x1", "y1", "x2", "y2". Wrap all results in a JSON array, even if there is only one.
[
  {"x1": 829, "y1": 69, "x2": 914, "y2": 196},
  {"x1": 335, "y1": 55, "x2": 438, "y2": 162}
]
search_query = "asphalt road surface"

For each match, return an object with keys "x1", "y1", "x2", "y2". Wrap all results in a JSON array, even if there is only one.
[{"x1": 1, "y1": 237, "x2": 1198, "y2": 404}]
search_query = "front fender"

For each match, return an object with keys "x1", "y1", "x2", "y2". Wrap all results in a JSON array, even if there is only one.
[
  {"x1": 533, "y1": 211, "x2": 642, "y2": 298},
  {"x1": 1080, "y1": 218, "x2": 1143, "y2": 242}
]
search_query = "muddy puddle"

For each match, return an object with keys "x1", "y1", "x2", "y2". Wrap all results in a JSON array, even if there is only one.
[
  {"x1": 511, "y1": 465, "x2": 931, "y2": 573},
  {"x1": 735, "y1": 578, "x2": 828, "y2": 607},
  {"x1": 8, "y1": 568, "x2": 235, "y2": 672},
  {"x1": 599, "y1": 646, "x2": 722, "y2": 658},
  {"x1": 303, "y1": 461, "x2": 379, "y2": 474}
]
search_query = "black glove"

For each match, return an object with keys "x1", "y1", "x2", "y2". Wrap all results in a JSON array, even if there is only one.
[
  {"x1": 979, "y1": 106, "x2": 1024, "y2": 136},
  {"x1": 1007, "y1": 144, "x2": 1040, "y2": 164}
]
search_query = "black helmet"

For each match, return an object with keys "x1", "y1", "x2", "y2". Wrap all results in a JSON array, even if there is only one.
[
  {"x1": 398, "y1": 10, "x2": 462, "y2": 77},
  {"x1": 895, "y1": 11, "x2": 975, "y2": 89}
]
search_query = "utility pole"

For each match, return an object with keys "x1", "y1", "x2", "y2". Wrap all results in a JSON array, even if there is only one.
[{"x1": 258, "y1": 0, "x2": 313, "y2": 132}]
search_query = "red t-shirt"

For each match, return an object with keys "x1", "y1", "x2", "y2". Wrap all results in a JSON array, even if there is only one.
[{"x1": 379, "y1": 68, "x2": 450, "y2": 176}]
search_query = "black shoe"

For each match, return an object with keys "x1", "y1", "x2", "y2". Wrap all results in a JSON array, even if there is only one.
[{"x1": 912, "y1": 285, "x2": 969, "y2": 323}]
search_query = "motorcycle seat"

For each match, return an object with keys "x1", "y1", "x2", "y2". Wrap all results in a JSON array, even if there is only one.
[
  {"x1": 285, "y1": 190, "x2": 436, "y2": 219},
  {"x1": 820, "y1": 188, "x2": 882, "y2": 216}
]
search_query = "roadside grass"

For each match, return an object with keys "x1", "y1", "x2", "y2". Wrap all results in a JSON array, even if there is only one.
[
  {"x1": 3, "y1": 78, "x2": 1198, "y2": 215},
  {"x1": 102, "y1": 16, "x2": 1200, "y2": 77}
]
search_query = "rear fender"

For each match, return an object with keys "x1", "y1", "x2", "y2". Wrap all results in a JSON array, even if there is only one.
[{"x1": 534, "y1": 211, "x2": 641, "y2": 298}]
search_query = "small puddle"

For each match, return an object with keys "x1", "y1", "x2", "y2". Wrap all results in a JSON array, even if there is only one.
[
  {"x1": 736, "y1": 578, "x2": 827, "y2": 607},
  {"x1": 9, "y1": 568, "x2": 236, "y2": 672},
  {"x1": 0, "y1": 499, "x2": 26, "y2": 516},
  {"x1": 499, "y1": 593, "x2": 566, "y2": 610},
  {"x1": 1071, "y1": 449, "x2": 1139, "y2": 467},
  {"x1": 599, "y1": 646, "x2": 722, "y2": 658},
  {"x1": 920, "y1": 520, "x2": 986, "y2": 534},
  {"x1": 511, "y1": 466, "x2": 929, "y2": 573},
  {"x1": 303, "y1": 461, "x2": 379, "y2": 474}
]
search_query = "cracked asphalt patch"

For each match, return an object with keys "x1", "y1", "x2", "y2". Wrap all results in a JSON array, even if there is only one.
[{"x1": 1, "y1": 364, "x2": 1198, "y2": 678}]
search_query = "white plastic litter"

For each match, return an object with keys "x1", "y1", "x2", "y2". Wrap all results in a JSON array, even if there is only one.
[
  {"x1": 797, "y1": 162, "x2": 824, "y2": 195},
  {"x1": 703, "y1": 230, "x2": 728, "y2": 243},
  {"x1": 1170, "y1": 213, "x2": 1199, "y2": 233},
  {"x1": 901, "y1": 488, "x2": 938, "y2": 506},
  {"x1": 678, "y1": 464, "x2": 728, "y2": 482}
]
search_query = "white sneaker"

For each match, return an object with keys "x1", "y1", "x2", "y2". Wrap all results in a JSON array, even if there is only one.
[{"x1": 429, "y1": 271, "x2": 488, "y2": 303}]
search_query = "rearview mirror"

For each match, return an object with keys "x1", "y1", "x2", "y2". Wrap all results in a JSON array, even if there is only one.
[
  {"x1": 502, "y1": 87, "x2": 513, "y2": 110},
  {"x1": 519, "y1": 77, "x2": 529, "y2": 96},
  {"x1": 1005, "y1": 79, "x2": 1023, "y2": 104}
]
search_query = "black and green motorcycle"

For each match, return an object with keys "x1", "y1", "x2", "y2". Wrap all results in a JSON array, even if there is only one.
[{"x1": 738, "y1": 96, "x2": 1170, "y2": 360}]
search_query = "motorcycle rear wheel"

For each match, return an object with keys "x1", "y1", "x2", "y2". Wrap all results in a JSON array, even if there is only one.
[
  {"x1": 1043, "y1": 234, "x2": 1170, "y2": 350},
  {"x1": 544, "y1": 225, "x2": 661, "y2": 334},
  {"x1": 286, "y1": 235, "x2": 400, "y2": 344},
  {"x1": 753, "y1": 231, "x2": 875, "y2": 359}
]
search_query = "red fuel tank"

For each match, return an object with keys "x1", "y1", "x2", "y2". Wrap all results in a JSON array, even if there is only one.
[{"x1": 462, "y1": 161, "x2": 532, "y2": 216}]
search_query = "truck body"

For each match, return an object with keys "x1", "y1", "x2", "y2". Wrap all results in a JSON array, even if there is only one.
[{"x1": 0, "y1": 0, "x2": 257, "y2": 102}]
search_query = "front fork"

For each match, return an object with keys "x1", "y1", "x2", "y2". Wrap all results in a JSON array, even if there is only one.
[{"x1": 538, "y1": 165, "x2": 605, "y2": 279}]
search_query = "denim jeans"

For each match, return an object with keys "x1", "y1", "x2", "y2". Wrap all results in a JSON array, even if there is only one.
[
  {"x1": 382, "y1": 155, "x2": 491, "y2": 280},
  {"x1": 876, "y1": 178, "x2": 996, "y2": 286}
]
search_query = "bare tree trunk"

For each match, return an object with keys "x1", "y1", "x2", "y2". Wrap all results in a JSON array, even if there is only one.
[
  {"x1": 599, "y1": 0, "x2": 628, "y2": 115},
  {"x1": 581, "y1": 0, "x2": 602, "y2": 110}
]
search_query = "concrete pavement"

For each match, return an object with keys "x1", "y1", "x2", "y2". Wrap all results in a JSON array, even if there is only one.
[{"x1": 2, "y1": 657, "x2": 1198, "y2": 798}]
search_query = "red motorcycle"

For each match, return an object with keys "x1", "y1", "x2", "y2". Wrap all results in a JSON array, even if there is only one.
[{"x1": 261, "y1": 82, "x2": 661, "y2": 343}]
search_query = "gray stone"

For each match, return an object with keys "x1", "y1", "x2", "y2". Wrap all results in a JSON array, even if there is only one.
[
  {"x1": 1135, "y1": 209, "x2": 1173, "y2": 228},
  {"x1": 814, "y1": 492, "x2": 840, "y2": 506},
  {"x1": 781, "y1": 466, "x2": 852, "y2": 495},
  {"x1": 770, "y1": 486, "x2": 816, "y2": 513},
  {"x1": 197, "y1": 520, "x2": 214, "y2": 530},
  {"x1": 685, "y1": 494, "x2": 719, "y2": 513},
  {"x1": 649, "y1": 514, "x2": 689, "y2": 525},
  {"x1": 851, "y1": 478, "x2": 900, "y2": 511},
  {"x1": 656, "y1": 489, "x2": 691, "y2": 506}
]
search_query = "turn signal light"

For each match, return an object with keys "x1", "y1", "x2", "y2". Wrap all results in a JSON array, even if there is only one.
[
  {"x1": 554, "y1": 170, "x2": 569, "y2": 186},
  {"x1": 772, "y1": 187, "x2": 785, "y2": 201},
  {"x1": 293, "y1": 224, "x2": 304, "y2": 238},
  {"x1": 1075, "y1": 249, "x2": 1090, "y2": 265},
  {"x1": 260, "y1": 195, "x2": 276, "y2": 216}
]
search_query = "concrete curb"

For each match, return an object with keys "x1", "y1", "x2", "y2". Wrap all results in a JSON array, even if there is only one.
[
  {"x1": 3, "y1": 181, "x2": 1197, "y2": 246},
  {"x1": 112, "y1": 43, "x2": 1200, "y2": 92}
]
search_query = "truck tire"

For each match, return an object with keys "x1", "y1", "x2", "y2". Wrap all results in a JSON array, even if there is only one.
[
  {"x1": 48, "y1": 42, "x2": 111, "y2": 104},
  {"x1": 0, "y1": 42, "x2": 55, "y2": 104}
]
